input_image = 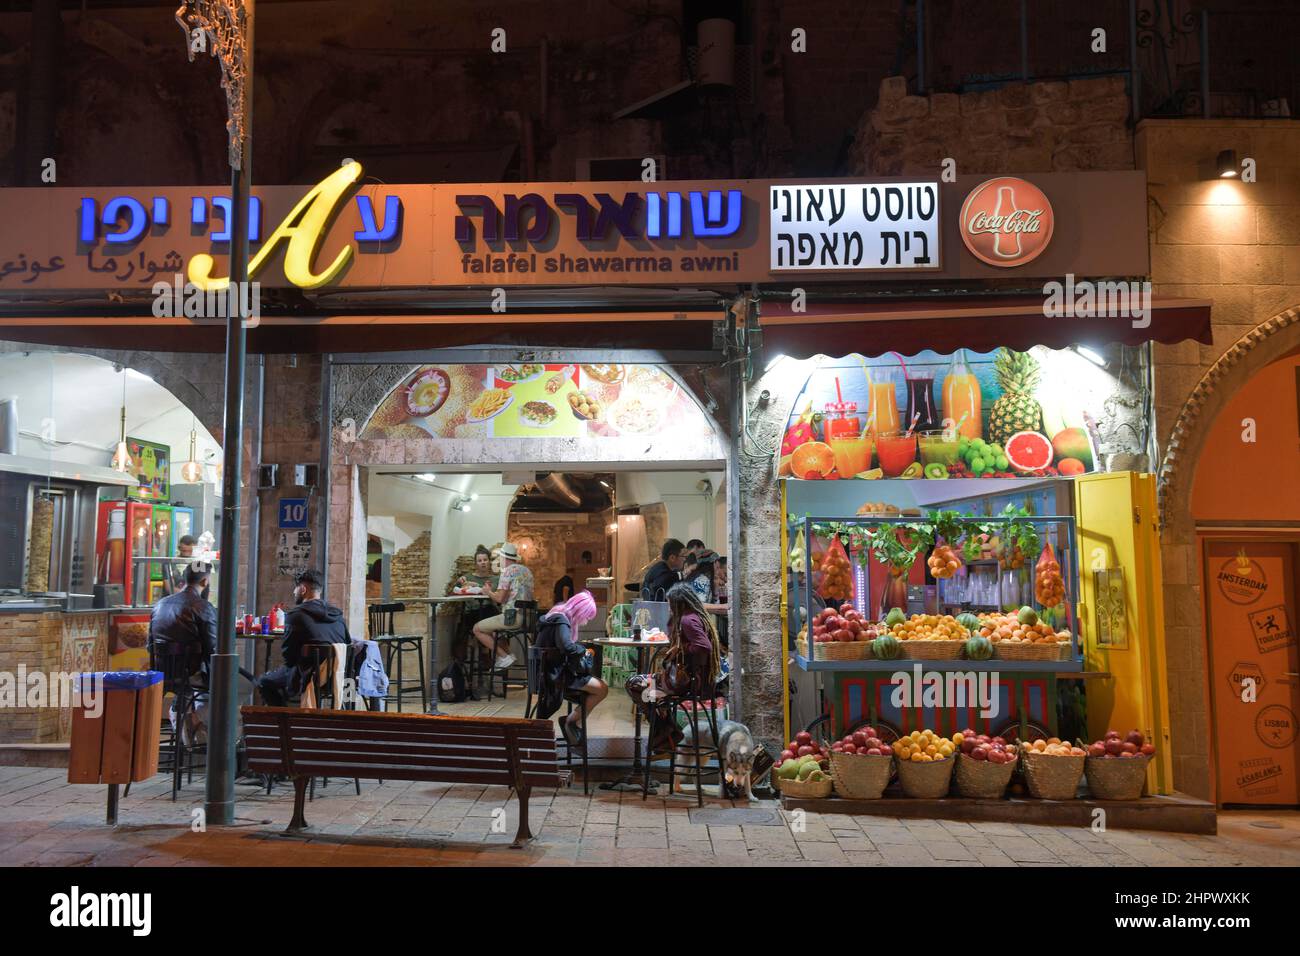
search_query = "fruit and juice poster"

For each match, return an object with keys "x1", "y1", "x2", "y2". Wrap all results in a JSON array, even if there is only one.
[
  {"x1": 778, "y1": 347, "x2": 1100, "y2": 481},
  {"x1": 124, "y1": 437, "x2": 170, "y2": 502},
  {"x1": 362, "y1": 363, "x2": 713, "y2": 442}
]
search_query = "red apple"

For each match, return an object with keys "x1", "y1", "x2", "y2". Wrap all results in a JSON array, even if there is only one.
[
  {"x1": 1121, "y1": 742, "x2": 1138, "y2": 755},
  {"x1": 780, "y1": 749, "x2": 795, "y2": 762},
  {"x1": 1104, "y1": 739, "x2": 1123, "y2": 756},
  {"x1": 797, "y1": 745, "x2": 814, "y2": 758},
  {"x1": 1119, "y1": 751, "x2": 1135, "y2": 759},
  {"x1": 865, "y1": 747, "x2": 882, "y2": 756},
  {"x1": 1087, "y1": 744, "x2": 1105, "y2": 758},
  {"x1": 1104, "y1": 729, "x2": 1120, "y2": 741},
  {"x1": 1140, "y1": 744, "x2": 1156, "y2": 756},
  {"x1": 1125, "y1": 730, "x2": 1145, "y2": 748},
  {"x1": 796, "y1": 731, "x2": 812, "y2": 747}
]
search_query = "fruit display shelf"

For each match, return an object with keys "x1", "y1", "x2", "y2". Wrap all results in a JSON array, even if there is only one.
[{"x1": 792, "y1": 653, "x2": 1083, "y2": 673}]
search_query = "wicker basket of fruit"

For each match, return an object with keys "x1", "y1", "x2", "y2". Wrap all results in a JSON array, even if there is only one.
[
  {"x1": 828, "y1": 727, "x2": 894, "y2": 799},
  {"x1": 902, "y1": 639, "x2": 965, "y2": 660},
  {"x1": 892, "y1": 730, "x2": 956, "y2": 798},
  {"x1": 1021, "y1": 739, "x2": 1087, "y2": 800},
  {"x1": 1084, "y1": 730, "x2": 1155, "y2": 800},
  {"x1": 993, "y1": 640, "x2": 1065, "y2": 661},
  {"x1": 775, "y1": 772, "x2": 833, "y2": 799},
  {"x1": 815, "y1": 640, "x2": 872, "y2": 661},
  {"x1": 953, "y1": 731, "x2": 1018, "y2": 798}
]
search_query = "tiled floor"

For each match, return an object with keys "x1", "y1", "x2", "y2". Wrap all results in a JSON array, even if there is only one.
[{"x1": 2, "y1": 766, "x2": 1299, "y2": 866}]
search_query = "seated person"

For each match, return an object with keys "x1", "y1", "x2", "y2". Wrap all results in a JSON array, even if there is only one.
[
  {"x1": 455, "y1": 545, "x2": 498, "y2": 592},
  {"x1": 625, "y1": 582, "x2": 723, "y2": 753},
  {"x1": 256, "y1": 569, "x2": 351, "y2": 707},
  {"x1": 452, "y1": 544, "x2": 498, "y2": 662},
  {"x1": 471, "y1": 543, "x2": 534, "y2": 671},
  {"x1": 533, "y1": 591, "x2": 607, "y2": 747},
  {"x1": 150, "y1": 562, "x2": 218, "y2": 672},
  {"x1": 640, "y1": 538, "x2": 685, "y2": 601}
]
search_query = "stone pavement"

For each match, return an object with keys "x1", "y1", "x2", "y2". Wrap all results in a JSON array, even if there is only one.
[{"x1": 1, "y1": 766, "x2": 1298, "y2": 867}]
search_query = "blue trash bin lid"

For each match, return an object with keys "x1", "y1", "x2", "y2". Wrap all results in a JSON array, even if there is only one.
[{"x1": 73, "y1": 671, "x2": 164, "y2": 692}]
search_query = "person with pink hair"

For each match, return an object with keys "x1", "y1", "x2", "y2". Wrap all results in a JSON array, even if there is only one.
[{"x1": 534, "y1": 590, "x2": 607, "y2": 747}]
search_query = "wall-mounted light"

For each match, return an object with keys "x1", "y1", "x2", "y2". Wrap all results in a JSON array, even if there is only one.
[
  {"x1": 452, "y1": 497, "x2": 472, "y2": 513},
  {"x1": 607, "y1": 522, "x2": 618, "y2": 533},
  {"x1": 1215, "y1": 149, "x2": 1239, "y2": 178}
]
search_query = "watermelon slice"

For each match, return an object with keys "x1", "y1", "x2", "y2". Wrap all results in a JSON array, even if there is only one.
[{"x1": 1005, "y1": 431, "x2": 1053, "y2": 473}]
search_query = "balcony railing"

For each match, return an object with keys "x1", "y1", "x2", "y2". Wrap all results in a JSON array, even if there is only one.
[{"x1": 901, "y1": 0, "x2": 1296, "y2": 120}]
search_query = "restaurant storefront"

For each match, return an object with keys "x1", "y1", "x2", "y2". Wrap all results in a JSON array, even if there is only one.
[{"x1": 0, "y1": 164, "x2": 1213, "y2": 802}]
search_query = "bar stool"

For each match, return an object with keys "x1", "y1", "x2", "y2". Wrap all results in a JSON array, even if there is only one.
[
  {"x1": 525, "y1": 645, "x2": 590, "y2": 794},
  {"x1": 642, "y1": 674, "x2": 723, "y2": 807},
  {"x1": 151, "y1": 643, "x2": 206, "y2": 801},
  {"x1": 483, "y1": 600, "x2": 537, "y2": 702},
  {"x1": 368, "y1": 602, "x2": 427, "y2": 713}
]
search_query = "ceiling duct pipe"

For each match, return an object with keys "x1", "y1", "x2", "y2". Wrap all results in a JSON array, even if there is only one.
[{"x1": 533, "y1": 472, "x2": 582, "y2": 509}]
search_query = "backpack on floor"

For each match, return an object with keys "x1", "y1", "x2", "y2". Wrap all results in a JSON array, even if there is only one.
[{"x1": 438, "y1": 660, "x2": 469, "y2": 703}]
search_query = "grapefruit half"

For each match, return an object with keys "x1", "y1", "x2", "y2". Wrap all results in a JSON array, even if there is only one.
[{"x1": 1004, "y1": 431, "x2": 1053, "y2": 473}]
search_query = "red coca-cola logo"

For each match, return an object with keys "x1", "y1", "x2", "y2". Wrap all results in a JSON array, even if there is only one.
[{"x1": 959, "y1": 177, "x2": 1054, "y2": 267}]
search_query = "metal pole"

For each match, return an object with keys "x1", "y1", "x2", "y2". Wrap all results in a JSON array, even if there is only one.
[
  {"x1": 916, "y1": 0, "x2": 925, "y2": 94},
  {"x1": 317, "y1": 355, "x2": 332, "y2": 600},
  {"x1": 205, "y1": 0, "x2": 254, "y2": 827},
  {"x1": 726, "y1": 299, "x2": 746, "y2": 725},
  {"x1": 1129, "y1": 0, "x2": 1141, "y2": 121},
  {"x1": 1200, "y1": 10, "x2": 1210, "y2": 119},
  {"x1": 1019, "y1": 0, "x2": 1029, "y2": 83}
]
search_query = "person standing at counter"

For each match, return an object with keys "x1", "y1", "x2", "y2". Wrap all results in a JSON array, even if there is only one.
[
  {"x1": 166, "y1": 535, "x2": 209, "y2": 600},
  {"x1": 256, "y1": 569, "x2": 351, "y2": 707},
  {"x1": 471, "y1": 543, "x2": 534, "y2": 671}
]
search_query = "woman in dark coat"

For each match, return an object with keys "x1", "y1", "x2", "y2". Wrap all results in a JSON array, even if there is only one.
[{"x1": 534, "y1": 591, "x2": 606, "y2": 746}]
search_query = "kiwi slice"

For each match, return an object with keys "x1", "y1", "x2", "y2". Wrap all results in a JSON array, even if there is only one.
[{"x1": 923, "y1": 462, "x2": 949, "y2": 479}]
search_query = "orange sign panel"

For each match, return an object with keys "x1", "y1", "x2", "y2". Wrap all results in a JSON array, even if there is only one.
[{"x1": 1204, "y1": 541, "x2": 1300, "y2": 805}]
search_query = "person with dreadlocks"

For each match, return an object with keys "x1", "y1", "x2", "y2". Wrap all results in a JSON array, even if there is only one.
[{"x1": 625, "y1": 581, "x2": 723, "y2": 753}]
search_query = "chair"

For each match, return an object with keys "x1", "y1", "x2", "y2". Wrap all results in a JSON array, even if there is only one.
[
  {"x1": 481, "y1": 600, "x2": 537, "y2": 702},
  {"x1": 150, "y1": 643, "x2": 207, "y2": 801},
  {"x1": 368, "y1": 602, "x2": 427, "y2": 713},
  {"x1": 300, "y1": 643, "x2": 361, "y2": 800},
  {"x1": 642, "y1": 672, "x2": 723, "y2": 807},
  {"x1": 525, "y1": 645, "x2": 589, "y2": 794}
]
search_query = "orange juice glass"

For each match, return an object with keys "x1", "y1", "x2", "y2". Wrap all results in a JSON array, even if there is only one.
[
  {"x1": 830, "y1": 435, "x2": 874, "y2": 477},
  {"x1": 943, "y1": 349, "x2": 981, "y2": 439},
  {"x1": 876, "y1": 431, "x2": 918, "y2": 477},
  {"x1": 866, "y1": 374, "x2": 900, "y2": 438}
]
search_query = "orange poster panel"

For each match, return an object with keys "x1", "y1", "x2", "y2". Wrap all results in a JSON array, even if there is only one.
[{"x1": 1204, "y1": 541, "x2": 1300, "y2": 805}]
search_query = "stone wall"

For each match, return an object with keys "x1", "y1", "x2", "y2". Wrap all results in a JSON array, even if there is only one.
[
  {"x1": 390, "y1": 531, "x2": 431, "y2": 600},
  {"x1": 850, "y1": 75, "x2": 1133, "y2": 176},
  {"x1": 505, "y1": 513, "x2": 612, "y2": 611},
  {"x1": 1140, "y1": 118, "x2": 1300, "y2": 800},
  {"x1": 0, "y1": 611, "x2": 109, "y2": 744}
]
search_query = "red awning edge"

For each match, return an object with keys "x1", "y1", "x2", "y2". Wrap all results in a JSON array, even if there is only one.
[{"x1": 759, "y1": 295, "x2": 1213, "y2": 358}]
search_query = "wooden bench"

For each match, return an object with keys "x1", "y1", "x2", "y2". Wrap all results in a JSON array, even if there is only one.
[{"x1": 241, "y1": 706, "x2": 566, "y2": 847}]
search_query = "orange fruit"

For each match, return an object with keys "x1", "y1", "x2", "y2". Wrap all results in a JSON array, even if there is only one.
[{"x1": 791, "y1": 441, "x2": 837, "y2": 478}]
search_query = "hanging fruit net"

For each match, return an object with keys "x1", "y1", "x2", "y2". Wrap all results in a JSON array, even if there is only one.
[{"x1": 818, "y1": 533, "x2": 854, "y2": 603}]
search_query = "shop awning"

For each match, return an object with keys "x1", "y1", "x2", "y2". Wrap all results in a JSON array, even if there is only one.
[
  {"x1": 759, "y1": 295, "x2": 1213, "y2": 358},
  {"x1": 0, "y1": 309, "x2": 721, "y2": 354}
]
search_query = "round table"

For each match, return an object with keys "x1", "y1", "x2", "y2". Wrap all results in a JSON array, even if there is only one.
[{"x1": 589, "y1": 636, "x2": 670, "y2": 792}]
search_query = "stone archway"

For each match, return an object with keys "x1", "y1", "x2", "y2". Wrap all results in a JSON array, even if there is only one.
[{"x1": 1155, "y1": 305, "x2": 1300, "y2": 800}]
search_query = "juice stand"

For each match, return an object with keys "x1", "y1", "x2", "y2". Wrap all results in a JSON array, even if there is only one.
[{"x1": 777, "y1": 347, "x2": 1175, "y2": 796}]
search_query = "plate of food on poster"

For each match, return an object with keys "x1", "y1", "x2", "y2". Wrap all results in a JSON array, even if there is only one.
[{"x1": 776, "y1": 347, "x2": 1101, "y2": 481}]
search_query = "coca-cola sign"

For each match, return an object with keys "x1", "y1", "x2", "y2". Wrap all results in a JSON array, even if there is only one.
[{"x1": 959, "y1": 176, "x2": 1054, "y2": 268}]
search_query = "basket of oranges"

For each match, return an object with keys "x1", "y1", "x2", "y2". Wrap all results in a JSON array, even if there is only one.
[
  {"x1": 892, "y1": 730, "x2": 956, "y2": 798},
  {"x1": 1020, "y1": 738, "x2": 1087, "y2": 800}
]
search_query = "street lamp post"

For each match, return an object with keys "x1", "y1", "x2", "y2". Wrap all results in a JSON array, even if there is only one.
[{"x1": 176, "y1": 0, "x2": 254, "y2": 827}]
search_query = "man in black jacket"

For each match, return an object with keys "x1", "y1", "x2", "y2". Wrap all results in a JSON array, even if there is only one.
[
  {"x1": 640, "y1": 538, "x2": 685, "y2": 601},
  {"x1": 256, "y1": 569, "x2": 352, "y2": 707},
  {"x1": 150, "y1": 563, "x2": 218, "y2": 664}
]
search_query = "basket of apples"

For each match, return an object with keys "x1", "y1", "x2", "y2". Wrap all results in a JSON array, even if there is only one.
[
  {"x1": 953, "y1": 729, "x2": 1019, "y2": 798},
  {"x1": 773, "y1": 732, "x2": 833, "y2": 798},
  {"x1": 828, "y1": 727, "x2": 894, "y2": 799},
  {"x1": 892, "y1": 730, "x2": 957, "y2": 798},
  {"x1": 810, "y1": 602, "x2": 878, "y2": 661},
  {"x1": 1085, "y1": 729, "x2": 1155, "y2": 800},
  {"x1": 1020, "y1": 737, "x2": 1088, "y2": 800}
]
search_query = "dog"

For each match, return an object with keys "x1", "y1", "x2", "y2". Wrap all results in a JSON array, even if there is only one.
[{"x1": 684, "y1": 717, "x2": 757, "y2": 801}]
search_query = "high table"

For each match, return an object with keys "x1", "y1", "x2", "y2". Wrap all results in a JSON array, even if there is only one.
[
  {"x1": 590, "y1": 635, "x2": 670, "y2": 793},
  {"x1": 401, "y1": 595, "x2": 495, "y2": 714},
  {"x1": 236, "y1": 632, "x2": 280, "y2": 703}
]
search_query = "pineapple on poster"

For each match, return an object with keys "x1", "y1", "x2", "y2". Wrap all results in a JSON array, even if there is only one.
[{"x1": 777, "y1": 347, "x2": 1104, "y2": 481}]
